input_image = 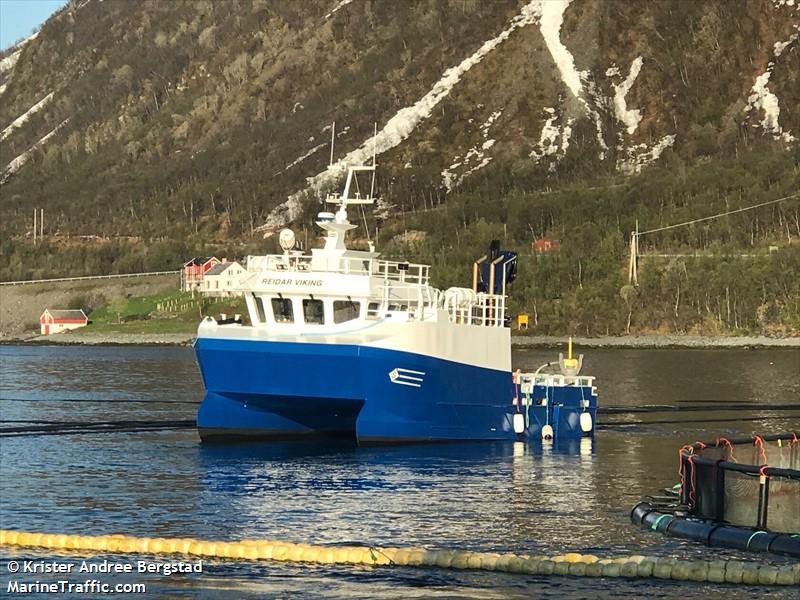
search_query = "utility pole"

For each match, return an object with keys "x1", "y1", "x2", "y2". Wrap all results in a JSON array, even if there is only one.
[
  {"x1": 628, "y1": 220, "x2": 639, "y2": 285},
  {"x1": 33, "y1": 208, "x2": 37, "y2": 244},
  {"x1": 40, "y1": 208, "x2": 44, "y2": 240},
  {"x1": 329, "y1": 121, "x2": 335, "y2": 167}
]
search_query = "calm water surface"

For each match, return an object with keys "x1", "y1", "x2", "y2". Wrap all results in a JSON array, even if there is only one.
[{"x1": 0, "y1": 345, "x2": 798, "y2": 598}]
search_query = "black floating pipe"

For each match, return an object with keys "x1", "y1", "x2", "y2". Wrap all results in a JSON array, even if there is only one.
[{"x1": 631, "y1": 502, "x2": 800, "y2": 559}]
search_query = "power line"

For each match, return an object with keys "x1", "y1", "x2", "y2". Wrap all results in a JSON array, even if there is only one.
[
  {"x1": 635, "y1": 192, "x2": 799, "y2": 237},
  {"x1": 628, "y1": 191, "x2": 799, "y2": 284}
]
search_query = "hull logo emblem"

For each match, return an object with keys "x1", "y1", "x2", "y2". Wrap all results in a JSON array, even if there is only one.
[{"x1": 389, "y1": 368, "x2": 425, "y2": 388}]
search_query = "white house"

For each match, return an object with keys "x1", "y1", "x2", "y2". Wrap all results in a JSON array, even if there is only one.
[
  {"x1": 201, "y1": 261, "x2": 246, "y2": 297},
  {"x1": 40, "y1": 309, "x2": 88, "y2": 335}
]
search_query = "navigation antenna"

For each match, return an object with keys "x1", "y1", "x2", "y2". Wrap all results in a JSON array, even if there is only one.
[
  {"x1": 360, "y1": 123, "x2": 378, "y2": 246},
  {"x1": 323, "y1": 123, "x2": 378, "y2": 252}
]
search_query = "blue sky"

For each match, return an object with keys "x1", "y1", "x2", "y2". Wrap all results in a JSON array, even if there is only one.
[{"x1": 1, "y1": 0, "x2": 67, "y2": 50}]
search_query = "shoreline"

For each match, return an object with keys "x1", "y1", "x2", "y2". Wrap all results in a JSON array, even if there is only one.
[
  {"x1": 511, "y1": 334, "x2": 800, "y2": 349},
  {"x1": 1, "y1": 332, "x2": 798, "y2": 349}
]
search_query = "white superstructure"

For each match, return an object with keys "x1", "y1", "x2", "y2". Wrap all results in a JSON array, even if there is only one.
[{"x1": 201, "y1": 161, "x2": 511, "y2": 372}]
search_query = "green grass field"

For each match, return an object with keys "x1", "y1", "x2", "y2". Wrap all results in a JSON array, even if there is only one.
[{"x1": 72, "y1": 291, "x2": 248, "y2": 336}]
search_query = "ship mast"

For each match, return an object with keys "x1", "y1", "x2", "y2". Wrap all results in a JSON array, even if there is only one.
[{"x1": 320, "y1": 124, "x2": 378, "y2": 251}]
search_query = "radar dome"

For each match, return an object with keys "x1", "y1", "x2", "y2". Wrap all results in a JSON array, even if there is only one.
[{"x1": 279, "y1": 228, "x2": 296, "y2": 251}]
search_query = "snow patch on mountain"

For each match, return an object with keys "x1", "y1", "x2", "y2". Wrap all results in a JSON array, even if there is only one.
[
  {"x1": 1, "y1": 118, "x2": 69, "y2": 183},
  {"x1": 0, "y1": 49, "x2": 22, "y2": 75},
  {"x1": 617, "y1": 135, "x2": 675, "y2": 175},
  {"x1": 259, "y1": 0, "x2": 544, "y2": 232},
  {"x1": 324, "y1": 0, "x2": 353, "y2": 20},
  {"x1": 538, "y1": 1, "x2": 608, "y2": 159},
  {"x1": 745, "y1": 29, "x2": 798, "y2": 144},
  {"x1": 530, "y1": 107, "x2": 573, "y2": 170},
  {"x1": 276, "y1": 143, "x2": 326, "y2": 176},
  {"x1": 608, "y1": 57, "x2": 643, "y2": 135},
  {"x1": 539, "y1": 0, "x2": 583, "y2": 98},
  {"x1": 0, "y1": 92, "x2": 54, "y2": 142},
  {"x1": 771, "y1": 0, "x2": 797, "y2": 10},
  {"x1": 276, "y1": 126, "x2": 352, "y2": 176},
  {"x1": 774, "y1": 30, "x2": 798, "y2": 56},
  {"x1": 441, "y1": 110, "x2": 501, "y2": 191},
  {"x1": 0, "y1": 31, "x2": 38, "y2": 76},
  {"x1": 583, "y1": 78, "x2": 609, "y2": 159}
]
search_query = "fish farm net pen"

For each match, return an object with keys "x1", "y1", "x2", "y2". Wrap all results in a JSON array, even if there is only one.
[
  {"x1": 633, "y1": 431, "x2": 800, "y2": 558},
  {"x1": 679, "y1": 433, "x2": 800, "y2": 527}
]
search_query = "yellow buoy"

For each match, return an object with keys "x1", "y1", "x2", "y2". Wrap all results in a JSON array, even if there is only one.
[{"x1": 0, "y1": 528, "x2": 794, "y2": 586}]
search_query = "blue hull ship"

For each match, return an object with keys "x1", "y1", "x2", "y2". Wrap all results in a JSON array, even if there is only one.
[{"x1": 194, "y1": 162, "x2": 597, "y2": 443}]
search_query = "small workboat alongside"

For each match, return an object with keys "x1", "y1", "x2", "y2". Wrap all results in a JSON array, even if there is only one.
[{"x1": 193, "y1": 160, "x2": 597, "y2": 443}]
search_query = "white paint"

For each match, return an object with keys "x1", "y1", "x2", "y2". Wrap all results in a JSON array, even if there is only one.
[
  {"x1": 260, "y1": 0, "x2": 544, "y2": 232},
  {"x1": 617, "y1": 134, "x2": 675, "y2": 175},
  {"x1": 0, "y1": 92, "x2": 54, "y2": 141},
  {"x1": 389, "y1": 368, "x2": 425, "y2": 388},
  {"x1": 364, "y1": 311, "x2": 511, "y2": 371},
  {"x1": 610, "y1": 57, "x2": 643, "y2": 135},
  {"x1": 199, "y1": 312, "x2": 511, "y2": 372},
  {"x1": 324, "y1": 0, "x2": 354, "y2": 20}
]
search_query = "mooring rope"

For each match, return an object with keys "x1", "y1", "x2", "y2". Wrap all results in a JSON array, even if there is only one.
[
  {"x1": 600, "y1": 415, "x2": 800, "y2": 428},
  {"x1": 599, "y1": 404, "x2": 800, "y2": 414},
  {"x1": 0, "y1": 420, "x2": 196, "y2": 437},
  {"x1": 1, "y1": 530, "x2": 797, "y2": 585}
]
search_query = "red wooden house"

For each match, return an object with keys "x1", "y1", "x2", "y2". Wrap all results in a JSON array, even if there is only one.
[
  {"x1": 182, "y1": 256, "x2": 220, "y2": 291},
  {"x1": 40, "y1": 309, "x2": 88, "y2": 335},
  {"x1": 532, "y1": 238, "x2": 560, "y2": 253}
]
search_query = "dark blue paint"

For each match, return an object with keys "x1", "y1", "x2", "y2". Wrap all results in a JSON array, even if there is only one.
[{"x1": 194, "y1": 337, "x2": 597, "y2": 442}]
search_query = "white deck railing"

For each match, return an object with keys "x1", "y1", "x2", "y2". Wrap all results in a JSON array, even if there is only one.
[
  {"x1": 444, "y1": 292, "x2": 506, "y2": 327},
  {"x1": 530, "y1": 373, "x2": 596, "y2": 389},
  {"x1": 245, "y1": 254, "x2": 430, "y2": 285}
]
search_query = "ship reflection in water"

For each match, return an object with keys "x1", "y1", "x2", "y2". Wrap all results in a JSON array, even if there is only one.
[
  {"x1": 1, "y1": 345, "x2": 798, "y2": 599},
  {"x1": 196, "y1": 437, "x2": 601, "y2": 553}
]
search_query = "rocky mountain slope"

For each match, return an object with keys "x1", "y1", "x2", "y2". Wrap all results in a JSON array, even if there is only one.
[
  {"x1": 1, "y1": 0, "x2": 797, "y2": 237},
  {"x1": 1, "y1": 0, "x2": 798, "y2": 335}
]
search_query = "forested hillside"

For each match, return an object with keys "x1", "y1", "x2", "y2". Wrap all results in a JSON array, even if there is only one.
[{"x1": 1, "y1": 0, "x2": 798, "y2": 335}]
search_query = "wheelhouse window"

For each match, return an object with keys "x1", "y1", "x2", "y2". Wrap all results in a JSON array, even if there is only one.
[
  {"x1": 302, "y1": 299, "x2": 324, "y2": 324},
  {"x1": 333, "y1": 300, "x2": 360, "y2": 324},
  {"x1": 253, "y1": 295, "x2": 267, "y2": 323},
  {"x1": 366, "y1": 302, "x2": 381, "y2": 320},
  {"x1": 271, "y1": 298, "x2": 294, "y2": 323}
]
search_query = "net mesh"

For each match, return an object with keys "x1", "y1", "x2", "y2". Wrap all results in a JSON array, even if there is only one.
[{"x1": 692, "y1": 438, "x2": 799, "y2": 533}]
